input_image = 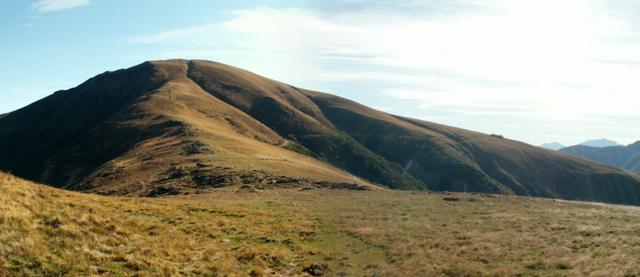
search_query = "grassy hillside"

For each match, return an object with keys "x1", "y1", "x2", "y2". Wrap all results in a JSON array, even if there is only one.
[
  {"x1": 0, "y1": 60, "x2": 374, "y2": 196},
  {"x1": 187, "y1": 60, "x2": 423, "y2": 190},
  {"x1": 2, "y1": 59, "x2": 640, "y2": 205},
  {"x1": 1, "y1": 172, "x2": 639, "y2": 276}
]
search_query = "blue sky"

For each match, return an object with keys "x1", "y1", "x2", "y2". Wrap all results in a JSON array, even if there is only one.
[{"x1": 1, "y1": 0, "x2": 639, "y2": 146}]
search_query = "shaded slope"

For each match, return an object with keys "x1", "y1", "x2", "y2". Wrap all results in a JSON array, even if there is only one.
[
  {"x1": 302, "y1": 90, "x2": 507, "y2": 194},
  {"x1": 400, "y1": 118, "x2": 640, "y2": 204},
  {"x1": 295, "y1": 90, "x2": 640, "y2": 204},
  {"x1": 561, "y1": 142, "x2": 640, "y2": 175},
  {"x1": 0, "y1": 62, "x2": 161, "y2": 187}
]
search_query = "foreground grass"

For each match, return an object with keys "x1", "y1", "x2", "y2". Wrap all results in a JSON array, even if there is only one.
[{"x1": 1, "y1": 173, "x2": 639, "y2": 276}]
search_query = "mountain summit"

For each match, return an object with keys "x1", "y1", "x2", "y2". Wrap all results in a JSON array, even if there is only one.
[
  {"x1": 1, "y1": 59, "x2": 640, "y2": 204},
  {"x1": 580, "y1": 138, "x2": 622, "y2": 148}
]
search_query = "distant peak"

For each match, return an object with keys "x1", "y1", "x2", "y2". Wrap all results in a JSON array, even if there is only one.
[
  {"x1": 540, "y1": 142, "x2": 565, "y2": 151},
  {"x1": 580, "y1": 138, "x2": 621, "y2": 148}
]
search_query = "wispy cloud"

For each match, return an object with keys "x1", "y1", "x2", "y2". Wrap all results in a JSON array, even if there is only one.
[
  {"x1": 31, "y1": 0, "x2": 90, "y2": 13},
  {"x1": 128, "y1": 1, "x2": 640, "y2": 145}
]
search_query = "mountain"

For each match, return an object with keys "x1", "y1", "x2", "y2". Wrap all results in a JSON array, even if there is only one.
[
  {"x1": 540, "y1": 142, "x2": 565, "y2": 150},
  {"x1": 561, "y1": 141, "x2": 640, "y2": 175},
  {"x1": 0, "y1": 60, "x2": 378, "y2": 196},
  {"x1": 580, "y1": 138, "x2": 622, "y2": 148},
  {"x1": 1, "y1": 59, "x2": 640, "y2": 204}
]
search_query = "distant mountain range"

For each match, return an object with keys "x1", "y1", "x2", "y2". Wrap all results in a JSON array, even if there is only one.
[
  {"x1": 541, "y1": 138, "x2": 622, "y2": 151},
  {"x1": 561, "y1": 141, "x2": 640, "y2": 175},
  {"x1": 1, "y1": 59, "x2": 640, "y2": 204}
]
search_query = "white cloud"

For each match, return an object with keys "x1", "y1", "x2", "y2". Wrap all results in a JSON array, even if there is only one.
[
  {"x1": 31, "y1": 0, "x2": 90, "y2": 12},
  {"x1": 128, "y1": 1, "x2": 640, "y2": 145}
]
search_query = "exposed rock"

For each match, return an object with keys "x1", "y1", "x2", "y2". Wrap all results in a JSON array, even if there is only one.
[
  {"x1": 442, "y1": 196, "x2": 461, "y2": 202},
  {"x1": 182, "y1": 141, "x2": 214, "y2": 155},
  {"x1": 236, "y1": 184, "x2": 257, "y2": 193},
  {"x1": 148, "y1": 185, "x2": 181, "y2": 197},
  {"x1": 191, "y1": 170, "x2": 238, "y2": 188},
  {"x1": 157, "y1": 165, "x2": 191, "y2": 182},
  {"x1": 315, "y1": 181, "x2": 370, "y2": 191},
  {"x1": 303, "y1": 263, "x2": 326, "y2": 276}
]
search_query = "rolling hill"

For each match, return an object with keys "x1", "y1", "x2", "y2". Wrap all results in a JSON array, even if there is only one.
[
  {"x1": 1, "y1": 59, "x2": 640, "y2": 204},
  {"x1": 561, "y1": 142, "x2": 640, "y2": 175}
]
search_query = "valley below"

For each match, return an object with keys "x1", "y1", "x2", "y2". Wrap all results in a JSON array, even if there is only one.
[{"x1": 2, "y1": 172, "x2": 639, "y2": 276}]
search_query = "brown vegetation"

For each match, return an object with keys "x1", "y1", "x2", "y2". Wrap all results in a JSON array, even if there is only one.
[{"x1": 1, "y1": 172, "x2": 639, "y2": 276}]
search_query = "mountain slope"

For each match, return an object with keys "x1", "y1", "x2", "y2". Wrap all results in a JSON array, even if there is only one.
[
  {"x1": 0, "y1": 60, "x2": 374, "y2": 195},
  {"x1": 1, "y1": 59, "x2": 640, "y2": 204},
  {"x1": 185, "y1": 60, "x2": 423, "y2": 190},
  {"x1": 561, "y1": 141, "x2": 640, "y2": 175}
]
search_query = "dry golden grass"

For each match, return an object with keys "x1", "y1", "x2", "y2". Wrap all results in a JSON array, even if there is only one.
[
  {"x1": 0, "y1": 258, "x2": 9, "y2": 277},
  {"x1": 1, "y1": 172, "x2": 639, "y2": 276}
]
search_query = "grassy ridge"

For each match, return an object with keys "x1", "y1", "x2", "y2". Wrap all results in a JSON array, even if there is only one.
[{"x1": 1, "y1": 173, "x2": 640, "y2": 276}]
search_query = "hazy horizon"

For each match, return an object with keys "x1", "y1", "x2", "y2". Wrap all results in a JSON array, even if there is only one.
[{"x1": 2, "y1": 0, "x2": 639, "y2": 146}]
